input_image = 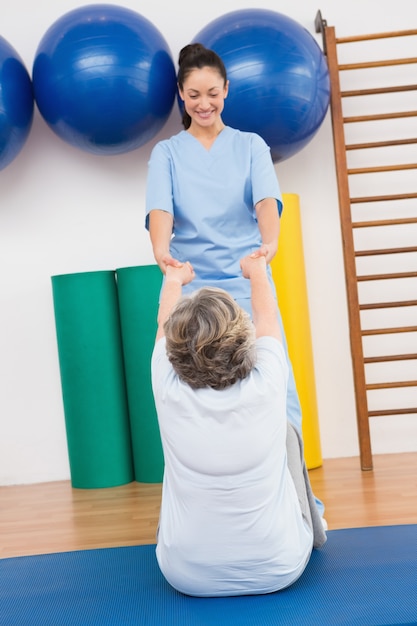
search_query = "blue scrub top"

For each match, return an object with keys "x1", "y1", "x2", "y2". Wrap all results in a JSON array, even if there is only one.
[{"x1": 146, "y1": 126, "x2": 282, "y2": 300}]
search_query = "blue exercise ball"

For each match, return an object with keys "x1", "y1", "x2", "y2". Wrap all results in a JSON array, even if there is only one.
[
  {"x1": 192, "y1": 9, "x2": 330, "y2": 162},
  {"x1": 0, "y1": 36, "x2": 34, "y2": 171},
  {"x1": 32, "y1": 4, "x2": 176, "y2": 155}
]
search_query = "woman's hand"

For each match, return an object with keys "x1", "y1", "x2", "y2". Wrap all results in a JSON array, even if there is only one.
[
  {"x1": 165, "y1": 261, "x2": 195, "y2": 286},
  {"x1": 156, "y1": 252, "x2": 183, "y2": 275},
  {"x1": 240, "y1": 253, "x2": 267, "y2": 279},
  {"x1": 250, "y1": 242, "x2": 277, "y2": 264}
]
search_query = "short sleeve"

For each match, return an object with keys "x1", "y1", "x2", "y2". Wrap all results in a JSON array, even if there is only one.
[
  {"x1": 145, "y1": 142, "x2": 174, "y2": 230},
  {"x1": 250, "y1": 134, "x2": 283, "y2": 216},
  {"x1": 254, "y1": 336, "x2": 288, "y2": 390}
]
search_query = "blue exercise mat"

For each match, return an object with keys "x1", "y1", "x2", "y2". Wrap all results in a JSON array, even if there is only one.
[{"x1": 1, "y1": 526, "x2": 416, "y2": 625}]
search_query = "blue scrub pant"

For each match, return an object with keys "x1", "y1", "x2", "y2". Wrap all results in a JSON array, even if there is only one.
[{"x1": 235, "y1": 296, "x2": 325, "y2": 518}]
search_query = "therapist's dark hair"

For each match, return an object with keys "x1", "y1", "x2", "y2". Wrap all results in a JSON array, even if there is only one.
[
  {"x1": 177, "y1": 43, "x2": 228, "y2": 130},
  {"x1": 164, "y1": 287, "x2": 256, "y2": 390}
]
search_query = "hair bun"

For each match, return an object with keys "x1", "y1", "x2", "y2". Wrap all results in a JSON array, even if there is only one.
[{"x1": 178, "y1": 43, "x2": 206, "y2": 66}]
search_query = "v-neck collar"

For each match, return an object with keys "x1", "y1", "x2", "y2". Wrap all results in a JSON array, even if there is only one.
[{"x1": 184, "y1": 126, "x2": 228, "y2": 153}]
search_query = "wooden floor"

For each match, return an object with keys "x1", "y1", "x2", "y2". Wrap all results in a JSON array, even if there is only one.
[{"x1": 1, "y1": 453, "x2": 416, "y2": 559}]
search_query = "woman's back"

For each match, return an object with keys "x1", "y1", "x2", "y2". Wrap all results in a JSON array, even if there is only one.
[{"x1": 152, "y1": 335, "x2": 313, "y2": 597}]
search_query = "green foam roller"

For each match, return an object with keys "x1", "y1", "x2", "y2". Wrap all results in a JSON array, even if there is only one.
[
  {"x1": 51, "y1": 270, "x2": 134, "y2": 489},
  {"x1": 116, "y1": 265, "x2": 163, "y2": 483}
]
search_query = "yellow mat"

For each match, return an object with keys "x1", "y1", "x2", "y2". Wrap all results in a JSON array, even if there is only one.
[{"x1": 271, "y1": 193, "x2": 322, "y2": 469}]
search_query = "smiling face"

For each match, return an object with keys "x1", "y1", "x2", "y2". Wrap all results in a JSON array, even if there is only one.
[{"x1": 179, "y1": 66, "x2": 229, "y2": 132}]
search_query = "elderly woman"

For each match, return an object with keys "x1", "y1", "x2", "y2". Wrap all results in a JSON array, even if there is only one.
[{"x1": 151, "y1": 254, "x2": 326, "y2": 598}]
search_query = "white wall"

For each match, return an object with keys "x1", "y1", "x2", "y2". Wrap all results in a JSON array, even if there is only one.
[{"x1": 1, "y1": 0, "x2": 416, "y2": 485}]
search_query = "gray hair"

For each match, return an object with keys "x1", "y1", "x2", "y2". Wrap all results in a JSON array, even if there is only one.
[{"x1": 164, "y1": 287, "x2": 256, "y2": 390}]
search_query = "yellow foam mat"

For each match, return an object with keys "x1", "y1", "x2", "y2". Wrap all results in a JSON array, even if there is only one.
[{"x1": 271, "y1": 193, "x2": 322, "y2": 469}]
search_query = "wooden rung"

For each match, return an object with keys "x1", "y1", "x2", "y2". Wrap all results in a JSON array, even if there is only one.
[
  {"x1": 368, "y1": 407, "x2": 417, "y2": 417},
  {"x1": 348, "y1": 163, "x2": 417, "y2": 175},
  {"x1": 358, "y1": 271, "x2": 417, "y2": 281},
  {"x1": 366, "y1": 380, "x2": 417, "y2": 390},
  {"x1": 362, "y1": 325, "x2": 417, "y2": 336},
  {"x1": 344, "y1": 110, "x2": 417, "y2": 123},
  {"x1": 339, "y1": 57, "x2": 417, "y2": 71},
  {"x1": 353, "y1": 217, "x2": 417, "y2": 228},
  {"x1": 360, "y1": 300, "x2": 417, "y2": 310},
  {"x1": 336, "y1": 29, "x2": 417, "y2": 44},
  {"x1": 351, "y1": 192, "x2": 417, "y2": 203},
  {"x1": 355, "y1": 245, "x2": 417, "y2": 256},
  {"x1": 347, "y1": 138, "x2": 417, "y2": 150},
  {"x1": 342, "y1": 84, "x2": 417, "y2": 98},
  {"x1": 364, "y1": 353, "x2": 417, "y2": 363}
]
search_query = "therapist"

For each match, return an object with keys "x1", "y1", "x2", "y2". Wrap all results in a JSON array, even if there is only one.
[{"x1": 145, "y1": 42, "x2": 325, "y2": 519}]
